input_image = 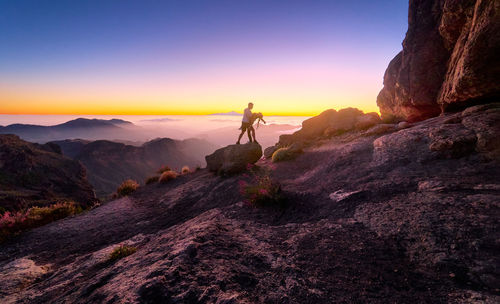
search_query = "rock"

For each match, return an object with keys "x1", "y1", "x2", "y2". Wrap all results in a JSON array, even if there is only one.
[
  {"x1": 205, "y1": 142, "x2": 262, "y2": 174},
  {"x1": 329, "y1": 190, "x2": 362, "y2": 202},
  {"x1": 264, "y1": 145, "x2": 279, "y2": 159},
  {"x1": 363, "y1": 124, "x2": 396, "y2": 136},
  {"x1": 300, "y1": 109, "x2": 338, "y2": 138},
  {"x1": 277, "y1": 134, "x2": 295, "y2": 147},
  {"x1": 354, "y1": 112, "x2": 382, "y2": 130},
  {"x1": 397, "y1": 121, "x2": 411, "y2": 130},
  {"x1": 460, "y1": 103, "x2": 500, "y2": 159},
  {"x1": 278, "y1": 107, "x2": 376, "y2": 145},
  {"x1": 377, "y1": 0, "x2": 500, "y2": 122},
  {"x1": 438, "y1": 0, "x2": 500, "y2": 108},
  {"x1": 0, "y1": 258, "x2": 49, "y2": 297},
  {"x1": 428, "y1": 124, "x2": 477, "y2": 158}
]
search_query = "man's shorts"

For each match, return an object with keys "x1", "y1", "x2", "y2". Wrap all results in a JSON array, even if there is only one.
[{"x1": 240, "y1": 122, "x2": 252, "y2": 132}]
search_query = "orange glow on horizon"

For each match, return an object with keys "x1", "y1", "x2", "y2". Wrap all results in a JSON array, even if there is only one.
[{"x1": 0, "y1": 61, "x2": 383, "y2": 117}]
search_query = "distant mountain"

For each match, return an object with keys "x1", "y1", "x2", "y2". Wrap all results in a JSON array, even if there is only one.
[
  {"x1": 0, "y1": 134, "x2": 97, "y2": 212},
  {"x1": 51, "y1": 137, "x2": 218, "y2": 197},
  {"x1": 0, "y1": 118, "x2": 136, "y2": 143},
  {"x1": 209, "y1": 111, "x2": 241, "y2": 116}
]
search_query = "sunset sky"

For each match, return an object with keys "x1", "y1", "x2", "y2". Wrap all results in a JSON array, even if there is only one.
[{"x1": 0, "y1": 0, "x2": 408, "y2": 116}]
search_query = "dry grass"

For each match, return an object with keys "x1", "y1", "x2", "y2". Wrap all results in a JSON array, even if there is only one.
[
  {"x1": 0, "y1": 202, "x2": 83, "y2": 243},
  {"x1": 145, "y1": 175, "x2": 159, "y2": 185},
  {"x1": 159, "y1": 170, "x2": 178, "y2": 183},
  {"x1": 108, "y1": 245, "x2": 137, "y2": 262},
  {"x1": 239, "y1": 172, "x2": 285, "y2": 208},
  {"x1": 116, "y1": 179, "x2": 139, "y2": 197},
  {"x1": 181, "y1": 166, "x2": 190, "y2": 174},
  {"x1": 156, "y1": 165, "x2": 171, "y2": 174}
]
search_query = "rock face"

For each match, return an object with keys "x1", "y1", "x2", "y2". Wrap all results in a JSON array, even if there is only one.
[
  {"x1": 205, "y1": 142, "x2": 262, "y2": 174},
  {"x1": 377, "y1": 0, "x2": 500, "y2": 122},
  {"x1": 0, "y1": 135, "x2": 97, "y2": 211},
  {"x1": 278, "y1": 108, "x2": 381, "y2": 146}
]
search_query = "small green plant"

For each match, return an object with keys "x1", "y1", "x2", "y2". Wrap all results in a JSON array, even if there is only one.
[
  {"x1": 108, "y1": 245, "x2": 137, "y2": 262},
  {"x1": 145, "y1": 175, "x2": 159, "y2": 185},
  {"x1": 181, "y1": 166, "x2": 190, "y2": 174},
  {"x1": 159, "y1": 170, "x2": 178, "y2": 183},
  {"x1": 239, "y1": 167, "x2": 285, "y2": 208},
  {"x1": 156, "y1": 165, "x2": 171, "y2": 174},
  {"x1": 0, "y1": 202, "x2": 83, "y2": 243},
  {"x1": 116, "y1": 179, "x2": 139, "y2": 197}
]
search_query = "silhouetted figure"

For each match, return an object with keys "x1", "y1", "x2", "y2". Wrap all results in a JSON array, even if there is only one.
[
  {"x1": 249, "y1": 112, "x2": 266, "y2": 143},
  {"x1": 237, "y1": 102, "x2": 254, "y2": 144}
]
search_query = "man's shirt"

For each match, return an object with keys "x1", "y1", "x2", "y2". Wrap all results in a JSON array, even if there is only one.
[{"x1": 242, "y1": 108, "x2": 252, "y2": 123}]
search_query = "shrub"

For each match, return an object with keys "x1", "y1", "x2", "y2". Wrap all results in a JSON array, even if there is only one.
[
  {"x1": 239, "y1": 169, "x2": 285, "y2": 208},
  {"x1": 0, "y1": 202, "x2": 83, "y2": 243},
  {"x1": 108, "y1": 245, "x2": 137, "y2": 262},
  {"x1": 0, "y1": 206, "x2": 6, "y2": 215},
  {"x1": 159, "y1": 170, "x2": 178, "y2": 183},
  {"x1": 145, "y1": 175, "x2": 159, "y2": 185},
  {"x1": 116, "y1": 179, "x2": 139, "y2": 197},
  {"x1": 156, "y1": 165, "x2": 171, "y2": 174},
  {"x1": 195, "y1": 165, "x2": 201, "y2": 172},
  {"x1": 28, "y1": 202, "x2": 83, "y2": 224},
  {"x1": 181, "y1": 166, "x2": 190, "y2": 174},
  {"x1": 272, "y1": 148, "x2": 292, "y2": 163}
]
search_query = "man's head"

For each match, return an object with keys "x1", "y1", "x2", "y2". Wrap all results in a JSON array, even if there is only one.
[{"x1": 248, "y1": 102, "x2": 254, "y2": 109}]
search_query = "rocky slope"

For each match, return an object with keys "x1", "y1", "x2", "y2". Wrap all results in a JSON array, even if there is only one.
[
  {"x1": 52, "y1": 138, "x2": 218, "y2": 197},
  {"x1": 0, "y1": 103, "x2": 498, "y2": 303},
  {"x1": 377, "y1": 0, "x2": 500, "y2": 121},
  {"x1": 0, "y1": 135, "x2": 97, "y2": 212}
]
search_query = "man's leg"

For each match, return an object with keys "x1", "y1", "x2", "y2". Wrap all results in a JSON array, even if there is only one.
[
  {"x1": 247, "y1": 128, "x2": 253, "y2": 142},
  {"x1": 250, "y1": 127, "x2": 257, "y2": 143},
  {"x1": 237, "y1": 130, "x2": 245, "y2": 144}
]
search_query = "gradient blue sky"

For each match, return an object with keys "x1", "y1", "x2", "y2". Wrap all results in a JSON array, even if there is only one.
[{"x1": 0, "y1": 0, "x2": 408, "y2": 115}]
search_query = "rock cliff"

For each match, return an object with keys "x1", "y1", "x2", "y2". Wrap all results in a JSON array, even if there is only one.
[{"x1": 377, "y1": 0, "x2": 500, "y2": 122}]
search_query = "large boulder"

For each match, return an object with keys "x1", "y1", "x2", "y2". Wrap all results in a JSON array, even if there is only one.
[
  {"x1": 205, "y1": 142, "x2": 262, "y2": 174},
  {"x1": 278, "y1": 108, "x2": 381, "y2": 145},
  {"x1": 377, "y1": 0, "x2": 500, "y2": 122}
]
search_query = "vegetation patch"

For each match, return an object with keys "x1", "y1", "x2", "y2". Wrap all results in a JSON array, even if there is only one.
[
  {"x1": 145, "y1": 175, "x2": 160, "y2": 185},
  {"x1": 0, "y1": 202, "x2": 83, "y2": 243},
  {"x1": 239, "y1": 167, "x2": 286, "y2": 208},
  {"x1": 156, "y1": 165, "x2": 171, "y2": 174},
  {"x1": 272, "y1": 147, "x2": 295, "y2": 163},
  {"x1": 116, "y1": 179, "x2": 139, "y2": 197},
  {"x1": 108, "y1": 245, "x2": 137, "y2": 262},
  {"x1": 159, "y1": 170, "x2": 178, "y2": 183},
  {"x1": 181, "y1": 166, "x2": 190, "y2": 174}
]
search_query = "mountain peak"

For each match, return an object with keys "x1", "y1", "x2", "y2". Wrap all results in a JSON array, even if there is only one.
[{"x1": 208, "y1": 111, "x2": 241, "y2": 116}]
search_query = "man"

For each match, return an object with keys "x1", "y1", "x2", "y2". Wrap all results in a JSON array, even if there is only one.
[{"x1": 236, "y1": 102, "x2": 254, "y2": 144}]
